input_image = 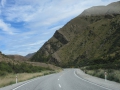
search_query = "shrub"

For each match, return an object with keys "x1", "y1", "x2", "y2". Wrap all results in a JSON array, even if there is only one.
[
  {"x1": 99, "y1": 73, "x2": 104, "y2": 78},
  {"x1": 0, "y1": 61, "x2": 50, "y2": 76},
  {"x1": 0, "y1": 71, "x2": 8, "y2": 76},
  {"x1": 107, "y1": 74, "x2": 115, "y2": 81}
]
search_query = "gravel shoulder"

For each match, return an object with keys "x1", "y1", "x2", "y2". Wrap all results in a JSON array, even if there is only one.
[{"x1": 75, "y1": 69, "x2": 120, "y2": 90}]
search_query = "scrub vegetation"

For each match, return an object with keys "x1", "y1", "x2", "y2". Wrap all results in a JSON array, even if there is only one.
[
  {"x1": 0, "y1": 61, "x2": 50, "y2": 76},
  {"x1": 81, "y1": 67, "x2": 120, "y2": 83},
  {"x1": 0, "y1": 70, "x2": 56, "y2": 88}
]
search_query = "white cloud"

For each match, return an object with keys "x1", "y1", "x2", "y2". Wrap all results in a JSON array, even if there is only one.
[
  {"x1": 3, "y1": 0, "x2": 119, "y2": 26},
  {"x1": 1, "y1": 0, "x2": 6, "y2": 7},
  {"x1": 0, "y1": 0, "x2": 119, "y2": 55},
  {"x1": 21, "y1": 40, "x2": 46, "y2": 47},
  {"x1": 0, "y1": 19, "x2": 17, "y2": 35},
  {"x1": 21, "y1": 0, "x2": 120, "y2": 28},
  {"x1": 4, "y1": 5, "x2": 35, "y2": 22}
]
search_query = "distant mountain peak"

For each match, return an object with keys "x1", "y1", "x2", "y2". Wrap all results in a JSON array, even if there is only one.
[{"x1": 25, "y1": 52, "x2": 36, "y2": 59}]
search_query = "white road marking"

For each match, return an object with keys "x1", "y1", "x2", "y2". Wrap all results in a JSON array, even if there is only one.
[
  {"x1": 59, "y1": 72, "x2": 65, "y2": 78},
  {"x1": 59, "y1": 84, "x2": 61, "y2": 88},
  {"x1": 12, "y1": 78, "x2": 39, "y2": 90},
  {"x1": 13, "y1": 82, "x2": 30, "y2": 90},
  {"x1": 74, "y1": 71, "x2": 112, "y2": 90}
]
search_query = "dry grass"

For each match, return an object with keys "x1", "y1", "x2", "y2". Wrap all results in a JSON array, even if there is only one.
[{"x1": 0, "y1": 70, "x2": 56, "y2": 88}]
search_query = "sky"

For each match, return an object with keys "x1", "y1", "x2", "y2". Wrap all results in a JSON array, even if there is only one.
[{"x1": 0, "y1": 0, "x2": 119, "y2": 56}]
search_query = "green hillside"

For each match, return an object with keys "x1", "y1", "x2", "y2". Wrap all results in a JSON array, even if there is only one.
[
  {"x1": 0, "y1": 51, "x2": 61, "y2": 76},
  {"x1": 31, "y1": 1, "x2": 120, "y2": 68}
]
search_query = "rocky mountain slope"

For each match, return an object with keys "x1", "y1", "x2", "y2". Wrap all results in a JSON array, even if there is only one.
[
  {"x1": 25, "y1": 52, "x2": 35, "y2": 59},
  {"x1": 31, "y1": 1, "x2": 120, "y2": 67},
  {"x1": 7, "y1": 55, "x2": 28, "y2": 61},
  {"x1": 0, "y1": 51, "x2": 12, "y2": 62}
]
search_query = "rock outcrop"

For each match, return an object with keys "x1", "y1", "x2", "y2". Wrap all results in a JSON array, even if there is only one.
[{"x1": 31, "y1": 1, "x2": 120, "y2": 67}]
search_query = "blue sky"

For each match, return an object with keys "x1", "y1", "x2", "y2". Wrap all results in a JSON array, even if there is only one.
[{"x1": 0, "y1": 0, "x2": 119, "y2": 56}]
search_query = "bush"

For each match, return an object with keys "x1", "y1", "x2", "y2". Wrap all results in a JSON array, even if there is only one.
[
  {"x1": 108, "y1": 73, "x2": 115, "y2": 81},
  {"x1": 114, "y1": 78, "x2": 120, "y2": 82},
  {"x1": 0, "y1": 62, "x2": 13, "y2": 73},
  {"x1": 0, "y1": 71, "x2": 8, "y2": 76},
  {"x1": 84, "y1": 69, "x2": 120, "y2": 83},
  {"x1": 0, "y1": 61, "x2": 50, "y2": 76},
  {"x1": 99, "y1": 73, "x2": 104, "y2": 78}
]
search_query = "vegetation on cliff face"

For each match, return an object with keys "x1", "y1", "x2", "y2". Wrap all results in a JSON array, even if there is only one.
[
  {"x1": 31, "y1": 1, "x2": 120, "y2": 68},
  {"x1": 30, "y1": 30, "x2": 67, "y2": 65}
]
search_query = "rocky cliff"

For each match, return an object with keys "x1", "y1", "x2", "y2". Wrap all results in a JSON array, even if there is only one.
[{"x1": 31, "y1": 1, "x2": 120, "y2": 67}]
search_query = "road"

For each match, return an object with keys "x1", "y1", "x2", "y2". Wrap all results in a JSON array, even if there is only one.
[{"x1": 9, "y1": 69, "x2": 114, "y2": 90}]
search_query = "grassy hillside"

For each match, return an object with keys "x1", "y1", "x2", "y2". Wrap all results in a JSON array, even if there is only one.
[
  {"x1": 0, "y1": 51, "x2": 61, "y2": 87},
  {"x1": 55, "y1": 15, "x2": 120, "y2": 67},
  {"x1": 7, "y1": 55, "x2": 28, "y2": 61},
  {"x1": 0, "y1": 61, "x2": 49, "y2": 76},
  {"x1": 31, "y1": 1, "x2": 120, "y2": 68},
  {"x1": 0, "y1": 51, "x2": 60, "y2": 76}
]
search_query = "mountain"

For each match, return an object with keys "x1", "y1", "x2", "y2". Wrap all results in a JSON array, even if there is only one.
[
  {"x1": 7, "y1": 55, "x2": 28, "y2": 61},
  {"x1": 31, "y1": 1, "x2": 120, "y2": 67},
  {"x1": 25, "y1": 52, "x2": 35, "y2": 59},
  {"x1": 0, "y1": 51, "x2": 28, "y2": 62},
  {"x1": 0, "y1": 51, "x2": 12, "y2": 62},
  {"x1": 0, "y1": 51, "x2": 60, "y2": 72}
]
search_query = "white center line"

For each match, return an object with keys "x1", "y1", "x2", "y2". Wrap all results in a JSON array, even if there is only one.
[
  {"x1": 59, "y1": 84, "x2": 61, "y2": 88},
  {"x1": 59, "y1": 72, "x2": 64, "y2": 78}
]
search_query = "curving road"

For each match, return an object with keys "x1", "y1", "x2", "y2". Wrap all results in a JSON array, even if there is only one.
[{"x1": 10, "y1": 69, "x2": 114, "y2": 90}]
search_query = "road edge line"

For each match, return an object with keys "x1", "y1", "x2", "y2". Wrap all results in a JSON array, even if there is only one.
[
  {"x1": 74, "y1": 70, "x2": 113, "y2": 90},
  {"x1": 12, "y1": 77, "x2": 39, "y2": 90}
]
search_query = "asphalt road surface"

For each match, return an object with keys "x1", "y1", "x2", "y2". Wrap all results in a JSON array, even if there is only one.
[{"x1": 10, "y1": 69, "x2": 114, "y2": 90}]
